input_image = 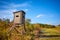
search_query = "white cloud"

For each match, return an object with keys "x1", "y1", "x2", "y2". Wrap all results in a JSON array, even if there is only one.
[
  {"x1": 11, "y1": 9, "x2": 18, "y2": 12},
  {"x1": 9, "y1": 3, "x2": 29, "y2": 8},
  {"x1": 0, "y1": 9, "x2": 18, "y2": 14},
  {"x1": 36, "y1": 14, "x2": 54, "y2": 18},
  {"x1": 0, "y1": 9, "x2": 18, "y2": 21},
  {"x1": 36, "y1": 14, "x2": 44, "y2": 18},
  {"x1": 24, "y1": 9, "x2": 28, "y2": 12},
  {"x1": 0, "y1": 2, "x2": 30, "y2": 10}
]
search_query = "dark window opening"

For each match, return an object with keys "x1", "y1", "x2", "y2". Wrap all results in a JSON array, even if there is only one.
[{"x1": 16, "y1": 15, "x2": 19, "y2": 17}]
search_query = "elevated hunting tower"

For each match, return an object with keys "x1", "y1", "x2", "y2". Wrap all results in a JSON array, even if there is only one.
[
  {"x1": 7, "y1": 10, "x2": 26, "y2": 40},
  {"x1": 13, "y1": 10, "x2": 25, "y2": 26}
]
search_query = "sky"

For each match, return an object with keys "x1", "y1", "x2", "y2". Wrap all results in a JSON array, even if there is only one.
[{"x1": 0, "y1": 0, "x2": 60, "y2": 25}]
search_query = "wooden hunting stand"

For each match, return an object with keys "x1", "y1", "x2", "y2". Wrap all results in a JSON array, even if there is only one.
[
  {"x1": 13, "y1": 10, "x2": 26, "y2": 31},
  {"x1": 7, "y1": 10, "x2": 26, "y2": 40},
  {"x1": 9, "y1": 10, "x2": 26, "y2": 32}
]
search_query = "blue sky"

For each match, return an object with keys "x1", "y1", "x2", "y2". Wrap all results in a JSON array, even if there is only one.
[{"x1": 0, "y1": 0, "x2": 60, "y2": 25}]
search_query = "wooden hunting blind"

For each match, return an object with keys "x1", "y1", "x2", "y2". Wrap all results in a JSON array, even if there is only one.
[
  {"x1": 13, "y1": 10, "x2": 25, "y2": 25},
  {"x1": 7, "y1": 10, "x2": 26, "y2": 40}
]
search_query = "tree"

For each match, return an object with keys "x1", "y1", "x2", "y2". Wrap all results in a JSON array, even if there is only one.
[
  {"x1": 4, "y1": 19, "x2": 10, "y2": 23},
  {"x1": 25, "y1": 19, "x2": 34, "y2": 31},
  {"x1": 57, "y1": 25, "x2": 60, "y2": 26},
  {"x1": 25, "y1": 19, "x2": 31, "y2": 25}
]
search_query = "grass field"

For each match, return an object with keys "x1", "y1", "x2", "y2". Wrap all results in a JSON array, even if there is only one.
[
  {"x1": 38, "y1": 27, "x2": 60, "y2": 40},
  {"x1": 39, "y1": 37, "x2": 60, "y2": 40}
]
